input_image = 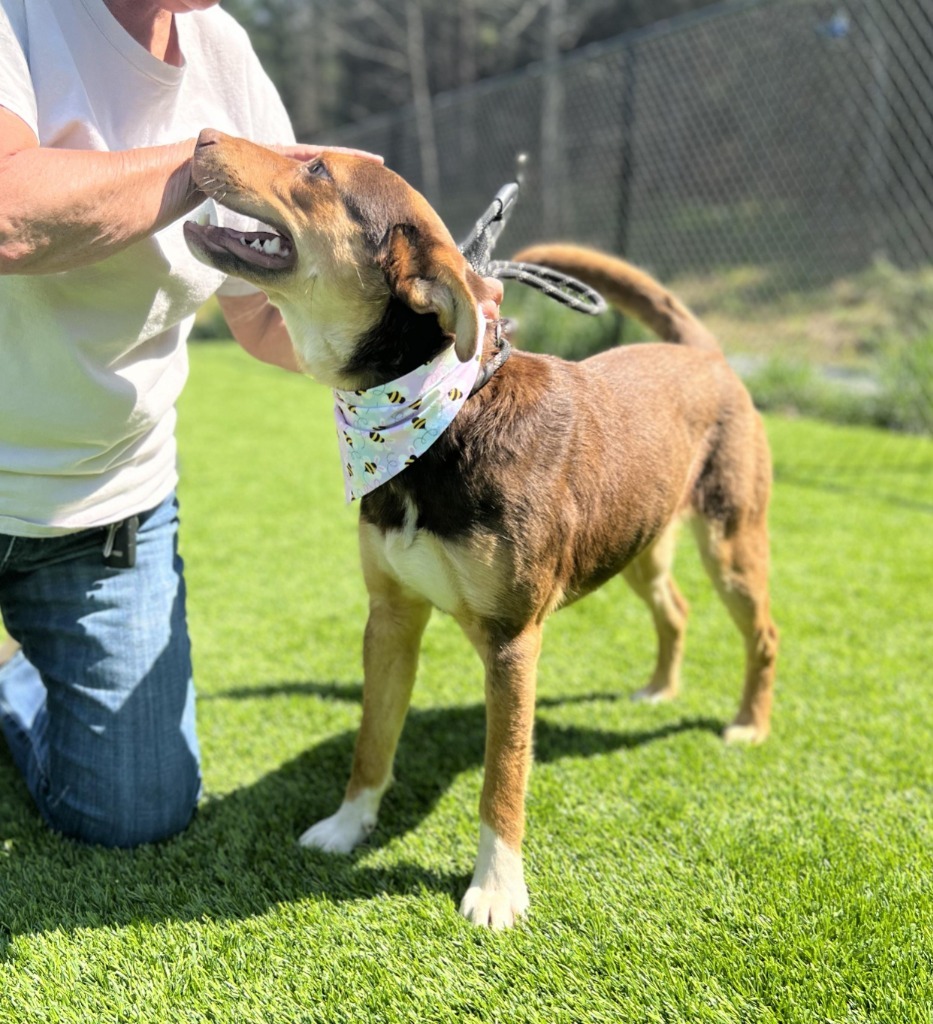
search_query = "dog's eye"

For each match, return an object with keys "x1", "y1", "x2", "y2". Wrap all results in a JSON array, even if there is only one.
[{"x1": 306, "y1": 159, "x2": 331, "y2": 181}]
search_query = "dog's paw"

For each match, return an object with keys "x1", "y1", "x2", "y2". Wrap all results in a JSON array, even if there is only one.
[
  {"x1": 723, "y1": 721, "x2": 769, "y2": 745},
  {"x1": 459, "y1": 824, "x2": 529, "y2": 930},
  {"x1": 460, "y1": 881, "x2": 529, "y2": 930},
  {"x1": 298, "y1": 790, "x2": 382, "y2": 854},
  {"x1": 631, "y1": 682, "x2": 678, "y2": 704}
]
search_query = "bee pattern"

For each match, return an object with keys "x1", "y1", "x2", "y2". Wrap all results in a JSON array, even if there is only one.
[{"x1": 334, "y1": 342, "x2": 480, "y2": 501}]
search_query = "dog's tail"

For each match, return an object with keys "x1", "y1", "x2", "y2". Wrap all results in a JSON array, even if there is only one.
[{"x1": 510, "y1": 242, "x2": 720, "y2": 352}]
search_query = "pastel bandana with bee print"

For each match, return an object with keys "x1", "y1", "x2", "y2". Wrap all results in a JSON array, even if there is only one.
[{"x1": 334, "y1": 343, "x2": 482, "y2": 503}]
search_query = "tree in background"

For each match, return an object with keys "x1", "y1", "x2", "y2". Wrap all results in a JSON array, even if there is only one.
[{"x1": 224, "y1": 0, "x2": 721, "y2": 140}]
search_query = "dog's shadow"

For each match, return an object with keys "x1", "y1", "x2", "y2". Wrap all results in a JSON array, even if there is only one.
[{"x1": 0, "y1": 681, "x2": 720, "y2": 952}]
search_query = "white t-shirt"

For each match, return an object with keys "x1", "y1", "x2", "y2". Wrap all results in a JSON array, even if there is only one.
[{"x1": 0, "y1": 0, "x2": 295, "y2": 536}]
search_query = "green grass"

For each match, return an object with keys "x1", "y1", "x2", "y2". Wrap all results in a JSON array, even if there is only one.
[{"x1": 2, "y1": 342, "x2": 932, "y2": 1022}]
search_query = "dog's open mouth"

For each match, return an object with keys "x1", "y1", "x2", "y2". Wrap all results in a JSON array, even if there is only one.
[{"x1": 184, "y1": 214, "x2": 297, "y2": 274}]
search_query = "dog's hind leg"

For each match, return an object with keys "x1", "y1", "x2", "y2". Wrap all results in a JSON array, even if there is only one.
[
  {"x1": 691, "y1": 513, "x2": 778, "y2": 745},
  {"x1": 624, "y1": 522, "x2": 690, "y2": 704},
  {"x1": 459, "y1": 619, "x2": 541, "y2": 929},
  {"x1": 300, "y1": 546, "x2": 431, "y2": 854}
]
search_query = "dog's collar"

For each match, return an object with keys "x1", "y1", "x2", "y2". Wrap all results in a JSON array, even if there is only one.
[{"x1": 334, "y1": 343, "x2": 482, "y2": 503}]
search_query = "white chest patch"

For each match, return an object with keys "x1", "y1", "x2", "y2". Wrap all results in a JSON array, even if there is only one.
[
  {"x1": 375, "y1": 500, "x2": 507, "y2": 619},
  {"x1": 383, "y1": 529, "x2": 463, "y2": 615}
]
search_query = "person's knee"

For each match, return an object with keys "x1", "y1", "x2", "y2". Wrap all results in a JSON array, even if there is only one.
[{"x1": 39, "y1": 759, "x2": 201, "y2": 848}]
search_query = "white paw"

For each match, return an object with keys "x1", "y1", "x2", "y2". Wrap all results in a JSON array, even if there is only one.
[
  {"x1": 723, "y1": 721, "x2": 769, "y2": 746},
  {"x1": 299, "y1": 789, "x2": 382, "y2": 854},
  {"x1": 460, "y1": 881, "x2": 529, "y2": 930},
  {"x1": 459, "y1": 824, "x2": 529, "y2": 930},
  {"x1": 631, "y1": 683, "x2": 677, "y2": 704}
]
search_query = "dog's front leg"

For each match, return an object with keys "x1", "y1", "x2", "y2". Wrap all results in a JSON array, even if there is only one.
[
  {"x1": 460, "y1": 620, "x2": 542, "y2": 929},
  {"x1": 300, "y1": 576, "x2": 431, "y2": 854}
]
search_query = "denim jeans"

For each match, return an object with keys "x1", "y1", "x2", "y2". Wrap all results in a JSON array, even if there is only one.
[{"x1": 0, "y1": 492, "x2": 201, "y2": 847}]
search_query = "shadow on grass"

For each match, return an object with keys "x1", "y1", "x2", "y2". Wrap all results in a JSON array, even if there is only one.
[{"x1": 0, "y1": 682, "x2": 721, "y2": 952}]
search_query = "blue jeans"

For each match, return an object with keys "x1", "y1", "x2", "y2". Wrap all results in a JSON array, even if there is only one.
[{"x1": 0, "y1": 493, "x2": 201, "y2": 847}]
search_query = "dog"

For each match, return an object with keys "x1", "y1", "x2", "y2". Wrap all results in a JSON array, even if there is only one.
[{"x1": 184, "y1": 129, "x2": 778, "y2": 929}]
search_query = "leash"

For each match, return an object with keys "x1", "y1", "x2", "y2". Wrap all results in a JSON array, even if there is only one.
[
  {"x1": 458, "y1": 180, "x2": 608, "y2": 316},
  {"x1": 457, "y1": 175, "x2": 607, "y2": 395},
  {"x1": 486, "y1": 260, "x2": 607, "y2": 315},
  {"x1": 468, "y1": 320, "x2": 511, "y2": 396}
]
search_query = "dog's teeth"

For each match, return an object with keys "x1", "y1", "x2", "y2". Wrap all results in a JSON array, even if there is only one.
[
  {"x1": 237, "y1": 232, "x2": 291, "y2": 259},
  {"x1": 196, "y1": 207, "x2": 218, "y2": 227}
]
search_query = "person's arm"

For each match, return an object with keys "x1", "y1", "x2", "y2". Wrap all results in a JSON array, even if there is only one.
[
  {"x1": 0, "y1": 107, "x2": 201, "y2": 275},
  {"x1": 0, "y1": 105, "x2": 383, "y2": 277},
  {"x1": 218, "y1": 292, "x2": 303, "y2": 372}
]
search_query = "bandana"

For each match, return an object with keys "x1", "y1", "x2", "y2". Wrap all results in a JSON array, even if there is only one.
[{"x1": 334, "y1": 345, "x2": 482, "y2": 503}]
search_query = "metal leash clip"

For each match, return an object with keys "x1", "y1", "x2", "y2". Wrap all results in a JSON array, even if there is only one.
[
  {"x1": 459, "y1": 182, "x2": 521, "y2": 276},
  {"x1": 458, "y1": 175, "x2": 607, "y2": 317}
]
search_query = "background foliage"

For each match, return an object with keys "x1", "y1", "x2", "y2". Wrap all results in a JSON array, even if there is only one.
[{"x1": 223, "y1": 0, "x2": 721, "y2": 140}]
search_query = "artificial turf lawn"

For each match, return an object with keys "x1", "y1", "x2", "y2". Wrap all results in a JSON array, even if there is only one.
[{"x1": 1, "y1": 342, "x2": 931, "y2": 1022}]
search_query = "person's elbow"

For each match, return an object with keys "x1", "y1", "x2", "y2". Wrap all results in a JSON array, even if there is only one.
[
  {"x1": 233, "y1": 330, "x2": 303, "y2": 373},
  {"x1": 220, "y1": 292, "x2": 303, "y2": 372},
  {"x1": 0, "y1": 219, "x2": 41, "y2": 273}
]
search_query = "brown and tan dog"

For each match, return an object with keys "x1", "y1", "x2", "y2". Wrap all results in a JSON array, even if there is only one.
[{"x1": 184, "y1": 129, "x2": 778, "y2": 929}]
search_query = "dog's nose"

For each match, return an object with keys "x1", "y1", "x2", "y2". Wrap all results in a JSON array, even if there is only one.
[{"x1": 195, "y1": 128, "x2": 223, "y2": 150}]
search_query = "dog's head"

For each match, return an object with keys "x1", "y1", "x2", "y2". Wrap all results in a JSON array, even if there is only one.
[{"x1": 184, "y1": 129, "x2": 495, "y2": 387}]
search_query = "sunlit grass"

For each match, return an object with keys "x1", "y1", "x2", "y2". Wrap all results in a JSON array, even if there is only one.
[{"x1": 1, "y1": 342, "x2": 931, "y2": 1023}]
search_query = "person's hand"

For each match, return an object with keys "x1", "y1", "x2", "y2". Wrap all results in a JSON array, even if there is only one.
[
  {"x1": 270, "y1": 143, "x2": 384, "y2": 165},
  {"x1": 480, "y1": 277, "x2": 504, "y2": 324}
]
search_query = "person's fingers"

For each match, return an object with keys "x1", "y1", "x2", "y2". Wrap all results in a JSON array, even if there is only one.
[{"x1": 482, "y1": 277, "x2": 505, "y2": 306}]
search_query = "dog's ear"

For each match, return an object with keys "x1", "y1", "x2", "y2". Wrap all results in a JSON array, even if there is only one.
[{"x1": 381, "y1": 225, "x2": 483, "y2": 361}]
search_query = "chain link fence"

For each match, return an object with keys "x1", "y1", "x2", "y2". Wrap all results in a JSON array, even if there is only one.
[{"x1": 331, "y1": 0, "x2": 933, "y2": 439}]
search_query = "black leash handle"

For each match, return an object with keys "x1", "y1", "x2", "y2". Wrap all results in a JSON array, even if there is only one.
[
  {"x1": 458, "y1": 179, "x2": 607, "y2": 317},
  {"x1": 486, "y1": 259, "x2": 607, "y2": 315},
  {"x1": 459, "y1": 183, "x2": 521, "y2": 274}
]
